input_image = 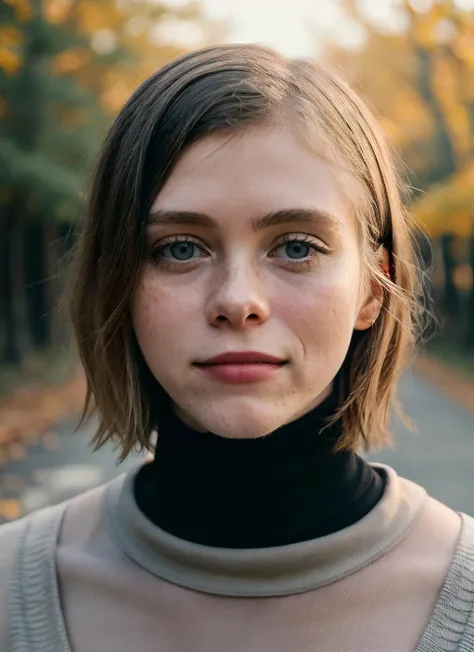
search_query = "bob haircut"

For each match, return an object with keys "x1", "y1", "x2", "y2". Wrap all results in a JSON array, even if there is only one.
[{"x1": 67, "y1": 43, "x2": 424, "y2": 460}]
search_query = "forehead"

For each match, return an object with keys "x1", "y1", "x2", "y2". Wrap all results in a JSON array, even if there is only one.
[{"x1": 151, "y1": 123, "x2": 353, "y2": 231}]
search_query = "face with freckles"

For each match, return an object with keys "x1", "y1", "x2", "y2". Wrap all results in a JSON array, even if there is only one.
[{"x1": 131, "y1": 123, "x2": 382, "y2": 438}]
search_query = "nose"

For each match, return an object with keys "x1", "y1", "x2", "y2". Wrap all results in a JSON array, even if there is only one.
[{"x1": 206, "y1": 261, "x2": 270, "y2": 330}]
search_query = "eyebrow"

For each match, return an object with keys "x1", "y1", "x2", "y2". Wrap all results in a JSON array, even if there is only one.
[{"x1": 146, "y1": 208, "x2": 343, "y2": 232}]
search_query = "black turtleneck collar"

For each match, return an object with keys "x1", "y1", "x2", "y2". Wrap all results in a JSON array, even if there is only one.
[{"x1": 134, "y1": 393, "x2": 385, "y2": 548}]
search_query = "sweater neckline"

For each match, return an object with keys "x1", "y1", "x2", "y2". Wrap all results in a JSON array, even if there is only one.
[
  {"x1": 8, "y1": 477, "x2": 474, "y2": 652},
  {"x1": 104, "y1": 463, "x2": 427, "y2": 597},
  {"x1": 134, "y1": 394, "x2": 385, "y2": 548}
]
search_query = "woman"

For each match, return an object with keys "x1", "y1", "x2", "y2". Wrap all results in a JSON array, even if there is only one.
[{"x1": 1, "y1": 44, "x2": 473, "y2": 652}]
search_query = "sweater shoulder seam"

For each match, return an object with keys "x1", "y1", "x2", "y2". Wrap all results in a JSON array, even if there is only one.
[
  {"x1": 415, "y1": 512, "x2": 474, "y2": 652},
  {"x1": 7, "y1": 501, "x2": 72, "y2": 652}
]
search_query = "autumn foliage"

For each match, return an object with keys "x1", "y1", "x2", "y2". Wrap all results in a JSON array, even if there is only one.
[
  {"x1": 323, "y1": 0, "x2": 474, "y2": 351},
  {"x1": 324, "y1": 0, "x2": 474, "y2": 238},
  {"x1": 0, "y1": 0, "x2": 221, "y2": 462}
]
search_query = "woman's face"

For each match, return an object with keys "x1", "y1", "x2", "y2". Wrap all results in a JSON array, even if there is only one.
[{"x1": 132, "y1": 123, "x2": 380, "y2": 438}]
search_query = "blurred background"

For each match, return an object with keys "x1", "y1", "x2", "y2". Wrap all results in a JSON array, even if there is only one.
[{"x1": 0, "y1": 0, "x2": 473, "y2": 525}]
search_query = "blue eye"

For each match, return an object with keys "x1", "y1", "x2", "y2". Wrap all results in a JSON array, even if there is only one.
[
  {"x1": 281, "y1": 241, "x2": 312, "y2": 259},
  {"x1": 269, "y1": 235, "x2": 328, "y2": 267},
  {"x1": 165, "y1": 241, "x2": 198, "y2": 261},
  {"x1": 151, "y1": 239, "x2": 205, "y2": 264}
]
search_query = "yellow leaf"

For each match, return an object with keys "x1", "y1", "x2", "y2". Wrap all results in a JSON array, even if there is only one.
[
  {"x1": 50, "y1": 49, "x2": 89, "y2": 75},
  {"x1": 0, "y1": 500, "x2": 23, "y2": 521},
  {"x1": 4, "y1": 0, "x2": 33, "y2": 22},
  {"x1": 0, "y1": 26, "x2": 23, "y2": 48},
  {"x1": 44, "y1": 0, "x2": 75, "y2": 24},
  {"x1": 0, "y1": 49, "x2": 22, "y2": 75}
]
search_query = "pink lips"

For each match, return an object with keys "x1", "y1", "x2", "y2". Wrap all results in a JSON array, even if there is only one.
[{"x1": 194, "y1": 351, "x2": 287, "y2": 384}]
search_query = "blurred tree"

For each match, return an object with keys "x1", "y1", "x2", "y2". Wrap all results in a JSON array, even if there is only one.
[
  {"x1": 0, "y1": 0, "x2": 221, "y2": 369},
  {"x1": 0, "y1": 0, "x2": 111, "y2": 365},
  {"x1": 322, "y1": 0, "x2": 474, "y2": 344},
  {"x1": 323, "y1": 0, "x2": 474, "y2": 228}
]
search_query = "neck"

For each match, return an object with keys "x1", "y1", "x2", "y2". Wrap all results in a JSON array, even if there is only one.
[{"x1": 134, "y1": 395, "x2": 385, "y2": 548}]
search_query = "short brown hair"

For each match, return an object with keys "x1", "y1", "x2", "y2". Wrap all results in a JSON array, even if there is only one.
[{"x1": 67, "y1": 43, "x2": 424, "y2": 460}]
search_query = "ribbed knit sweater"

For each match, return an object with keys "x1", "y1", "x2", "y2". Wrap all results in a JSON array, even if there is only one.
[
  {"x1": 135, "y1": 395, "x2": 385, "y2": 548},
  {"x1": 1, "y1": 463, "x2": 474, "y2": 651}
]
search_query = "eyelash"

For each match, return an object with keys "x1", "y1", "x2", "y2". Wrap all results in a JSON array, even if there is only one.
[
  {"x1": 148, "y1": 234, "x2": 329, "y2": 270},
  {"x1": 270, "y1": 234, "x2": 329, "y2": 267},
  {"x1": 148, "y1": 236, "x2": 208, "y2": 270}
]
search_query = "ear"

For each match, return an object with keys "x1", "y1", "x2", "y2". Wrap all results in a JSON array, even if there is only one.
[{"x1": 354, "y1": 247, "x2": 390, "y2": 332}]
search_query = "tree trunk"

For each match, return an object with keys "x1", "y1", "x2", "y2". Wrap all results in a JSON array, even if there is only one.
[
  {"x1": 415, "y1": 47, "x2": 458, "y2": 182},
  {"x1": 11, "y1": 206, "x2": 31, "y2": 358},
  {"x1": 440, "y1": 233, "x2": 461, "y2": 333},
  {"x1": 466, "y1": 233, "x2": 474, "y2": 350},
  {"x1": 0, "y1": 217, "x2": 17, "y2": 365},
  {"x1": 1, "y1": 203, "x2": 30, "y2": 365},
  {"x1": 44, "y1": 220, "x2": 71, "y2": 350},
  {"x1": 25, "y1": 219, "x2": 50, "y2": 348}
]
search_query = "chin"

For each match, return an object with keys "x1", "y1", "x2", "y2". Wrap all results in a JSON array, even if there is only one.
[{"x1": 190, "y1": 401, "x2": 291, "y2": 440}]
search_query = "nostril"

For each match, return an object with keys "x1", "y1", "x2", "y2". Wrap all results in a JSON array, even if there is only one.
[{"x1": 211, "y1": 312, "x2": 263, "y2": 326}]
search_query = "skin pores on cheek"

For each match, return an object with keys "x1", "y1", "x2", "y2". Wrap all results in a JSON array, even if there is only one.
[
  {"x1": 131, "y1": 123, "x2": 367, "y2": 439},
  {"x1": 270, "y1": 254, "x2": 362, "y2": 409}
]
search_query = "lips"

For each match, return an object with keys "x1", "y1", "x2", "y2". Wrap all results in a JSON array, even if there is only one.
[
  {"x1": 196, "y1": 351, "x2": 286, "y2": 365},
  {"x1": 194, "y1": 352, "x2": 287, "y2": 384}
]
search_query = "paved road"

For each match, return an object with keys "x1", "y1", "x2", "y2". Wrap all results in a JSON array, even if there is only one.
[
  {"x1": 0, "y1": 366, "x2": 473, "y2": 523},
  {"x1": 367, "y1": 367, "x2": 474, "y2": 514},
  {"x1": 0, "y1": 426, "x2": 146, "y2": 523}
]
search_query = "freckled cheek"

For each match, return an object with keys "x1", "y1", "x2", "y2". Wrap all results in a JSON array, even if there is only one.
[
  {"x1": 274, "y1": 280, "x2": 358, "y2": 344},
  {"x1": 132, "y1": 277, "x2": 201, "y2": 342}
]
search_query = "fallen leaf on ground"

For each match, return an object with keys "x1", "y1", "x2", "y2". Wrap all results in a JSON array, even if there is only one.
[{"x1": 0, "y1": 367, "x2": 86, "y2": 469}]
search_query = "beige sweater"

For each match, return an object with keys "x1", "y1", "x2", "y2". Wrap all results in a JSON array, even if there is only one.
[{"x1": 1, "y1": 463, "x2": 474, "y2": 652}]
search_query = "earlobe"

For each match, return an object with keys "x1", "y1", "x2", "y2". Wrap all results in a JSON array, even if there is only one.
[
  {"x1": 354, "y1": 247, "x2": 389, "y2": 331},
  {"x1": 354, "y1": 303, "x2": 382, "y2": 331}
]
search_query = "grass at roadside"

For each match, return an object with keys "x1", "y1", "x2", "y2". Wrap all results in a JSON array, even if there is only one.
[
  {"x1": 0, "y1": 349, "x2": 85, "y2": 469},
  {"x1": 415, "y1": 341, "x2": 474, "y2": 416},
  {"x1": 425, "y1": 340, "x2": 474, "y2": 382},
  {"x1": 0, "y1": 347, "x2": 77, "y2": 398}
]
